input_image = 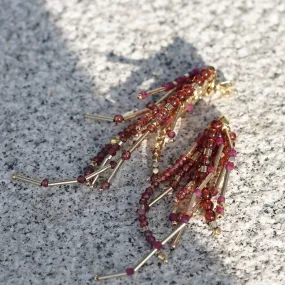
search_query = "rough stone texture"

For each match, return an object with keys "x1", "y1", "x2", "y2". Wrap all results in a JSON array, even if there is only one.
[{"x1": 0, "y1": 0, "x2": 284, "y2": 284}]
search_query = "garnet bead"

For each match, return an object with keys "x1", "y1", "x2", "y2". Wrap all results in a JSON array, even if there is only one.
[
  {"x1": 204, "y1": 138, "x2": 216, "y2": 149},
  {"x1": 176, "y1": 90, "x2": 187, "y2": 101},
  {"x1": 113, "y1": 114, "x2": 124, "y2": 123},
  {"x1": 200, "y1": 68, "x2": 211, "y2": 80},
  {"x1": 146, "y1": 102, "x2": 156, "y2": 110},
  {"x1": 211, "y1": 119, "x2": 223, "y2": 130},
  {"x1": 147, "y1": 124, "x2": 156, "y2": 133},
  {"x1": 182, "y1": 84, "x2": 195, "y2": 95},
  {"x1": 205, "y1": 210, "x2": 216, "y2": 222},
  {"x1": 41, "y1": 178, "x2": 49, "y2": 187},
  {"x1": 193, "y1": 75, "x2": 204, "y2": 86},
  {"x1": 201, "y1": 199, "x2": 214, "y2": 211},
  {"x1": 122, "y1": 151, "x2": 131, "y2": 160},
  {"x1": 77, "y1": 175, "x2": 86, "y2": 184},
  {"x1": 167, "y1": 130, "x2": 176, "y2": 138},
  {"x1": 100, "y1": 181, "x2": 111, "y2": 190},
  {"x1": 201, "y1": 188, "x2": 212, "y2": 200},
  {"x1": 109, "y1": 160, "x2": 117, "y2": 169}
]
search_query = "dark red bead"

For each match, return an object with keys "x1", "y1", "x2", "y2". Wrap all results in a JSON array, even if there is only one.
[
  {"x1": 146, "y1": 235, "x2": 155, "y2": 244},
  {"x1": 77, "y1": 175, "x2": 86, "y2": 184},
  {"x1": 126, "y1": 268, "x2": 135, "y2": 276},
  {"x1": 142, "y1": 192, "x2": 150, "y2": 200},
  {"x1": 202, "y1": 155, "x2": 211, "y2": 166},
  {"x1": 113, "y1": 114, "x2": 124, "y2": 123},
  {"x1": 153, "y1": 241, "x2": 163, "y2": 250},
  {"x1": 139, "y1": 198, "x2": 147, "y2": 205},
  {"x1": 176, "y1": 90, "x2": 187, "y2": 101},
  {"x1": 182, "y1": 84, "x2": 195, "y2": 96},
  {"x1": 137, "y1": 208, "x2": 146, "y2": 215},
  {"x1": 204, "y1": 138, "x2": 216, "y2": 149},
  {"x1": 145, "y1": 187, "x2": 154, "y2": 196},
  {"x1": 167, "y1": 130, "x2": 176, "y2": 138},
  {"x1": 230, "y1": 132, "x2": 237, "y2": 141},
  {"x1": 100, "y1": 181, "x2": 111, "y2": 190},
  {"x1": 209, "y1": 187, "x2": 218, "y2": 196},
  {"x1": 41, "y1": 178, "x2": 49, "y2": 187},
  {"x1": 175, "y1": 76, "x2": 186, "y2": 84},
  {"x1": 201, "y1": 199, "x2": 214, "y2": 211},
  {"x1": 170, "y1": 180, "x2": 179, "y2": 189},
  {"x1": 176, "y1": 212, "x2": 183, "y2": 222},
  {"x1": 97, "y1": 151, "x2": 106, "y2": 159},
  {"x1": 138, "y1": 215, "x2": 147, "y2": 222},
  {"x1": 168, "y1": 96, "x2": 180, "y2": 108},
  {"x1": 84, "y1": 165, "x2": 94, "y2": 176},
  {"x1": 189, "y1": 68, "x2": 200, "y2": 77},
  {"x1": 145, "y1": 230, "x2": 153, "y2": 237},
  {"x1": 201, "y1": 188, "x2": 212, "y2": 200},
  {"x1": 205, "y1": 210, "x2": 216, "y2": 222},
  {"x1": 207, "y1": 128, "x2": 217, "y2": 138},
  {"x1": 140, "y1": 220, "x2": 148, "y2": 227},
  {"x1": 122, "y1": 151, "x2": 131, "y2": 160},
  {"x1": 112, "y1": 143, "x2": 120, "y2": 151},
  {"x1": 108, "y1": 148, "x2": 117, "y2": 156},
  {"x1": 109, "y1": 160, "x2": 117, "y2": 169},
  {"x1": 193, "y1": 75, "x2": 204, "y2": 86},
  {"x1": 200, "y1": 68, "x2": 211, "y2": 80},
  {"x1": 147, "y1": 124, "x2": 156, "y2": 133},
  {"x1": 211, "y1": 119, "x2": 223, "y2": 130}
]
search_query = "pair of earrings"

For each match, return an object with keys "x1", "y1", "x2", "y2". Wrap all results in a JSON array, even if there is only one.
[{"x1": 13, "y1": 66, "x2": 237, "y2": 281}]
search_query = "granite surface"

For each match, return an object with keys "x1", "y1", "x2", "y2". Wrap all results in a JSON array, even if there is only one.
[{"x1": 0, "y1": 0, "x2": 285, "y2": 284}]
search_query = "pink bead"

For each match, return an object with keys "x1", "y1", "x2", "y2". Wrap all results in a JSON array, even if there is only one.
[
  {"x1": 229, "y1": 148, "x2": 237, "y2": 157},
  {"x1": 194, "y1": 189, "x2": 202, "y2": 198},
  {"x1": 169, "y1": 213, "x2": 177, "y2": 222},
  {"x1": 226, "y1": 161, "x2": 235, "y2": 170},
  {"x1": 216, "y1": 205, "x2": 224, "y2": 216},
  {"x1": 217, "y1": 196, "x2": 225, "y2": 203},
  {"x1": 181, "y1": 215, "x2": 190, "y2": 223},
  {"x1": 208, "y1": 166, "x2": 216, "y2": 173},
  {"x1": 216, "y1": 137, "x2": 223, "y2": 146},
  {"x1": 140, "y1": 91, "x2": 148, "y2": 99},
  {"x1": 186, "y1": 104, "x2": 194, "y2": 112}
]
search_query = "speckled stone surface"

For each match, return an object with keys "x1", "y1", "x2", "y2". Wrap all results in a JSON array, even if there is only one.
[{"x1": 0, "y1": 0, "x2": 284, "y2": 284}]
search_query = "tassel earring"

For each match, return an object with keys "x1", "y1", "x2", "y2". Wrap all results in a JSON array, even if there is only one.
[
  {"x1": 13, "y1": 67, "x2": 234, "y2": 190},
  {"x1": 95, "y1": 116, "x2": 237, "y2": 281}
]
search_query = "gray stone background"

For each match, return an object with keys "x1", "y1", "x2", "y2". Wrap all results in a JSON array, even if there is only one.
[{"x1": 0, "y1": 0, "x2": 284, "y2": 284}]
